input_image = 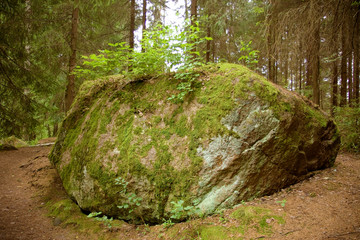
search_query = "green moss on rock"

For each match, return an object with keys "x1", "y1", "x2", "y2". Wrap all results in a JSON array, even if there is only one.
[{"x1": 50, "y1": 63, "x2": 340, "y2": 224}]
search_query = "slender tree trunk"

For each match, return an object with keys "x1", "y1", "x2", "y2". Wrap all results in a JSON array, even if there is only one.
[
  {"x1": 348, "y1": 52, "x2": 353, "y2": 106},
  {"x1": 206, "y1": 26, "x2": 211, "y2": 63},
  {"x1": 184, "y1": 0, "x2": 189, "y2": 20},
  {"x1": 190, "y1": 0, "x2": 197, "y2": 25},
  {"x1": 53, "y1": 123, "x2": 58, "y2": 137},
  {"x1": 212, "y1": 37, "x2": 216, "y2": 62},
  {"x1": 130, "y1": 0, "x2": 135, "y2": 50},
  {"x1": 348, "y1": 5, "x2": 355, "y2": 106},
  {"x1": 331, "y1": 58, "x2": 339, "y2": 112},
  {"x1": 355, "y1": 9, "x2": 360, "y2": 105},
  {"x1": 340, "y1": 24, "x2": 348, "y2": 106},
  {"x1": 190, "y1": 0, "x2": 197, "y2": 59},
  {"x1": 65, "y1": 0, "x2": 79, "y2": 113},
  {"x1": 267, "y1": 1, "x2": 276, "y2": 82},
  {"x1": 154, "y1": 0, "x2": 162, "y2": 25},
  {"x1": 274, "y1": 59, "x2": 278, "y2": 84},
  {"x1": 298, "y1": 41, "x2": 303, "y2": 93},
  {"x1": 284, "y1": 51, "x2": 289, "y2": 87},
  {"x1": 141, "y1": 0, "x2": 147, "y2": 53},
  {"x1": 331, "y1": 1, "x2": 340, "y2": 115},
  {"x1": 309, "y1": 0, "x2": 321, "y2": 105},
  {"x1": 24, "y1": 0, "x2": 31, "y2": 70}
]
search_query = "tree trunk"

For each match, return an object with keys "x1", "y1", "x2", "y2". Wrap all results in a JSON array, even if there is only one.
[
  {"x1": 212, "y1": 36, "x2": 216, "y2": 62},
  {"x1": 141, "y1": 0, "x2": 147, "y2": 53},
  {"x1": 154, "y1": 0, "x2": 162, "y2": 25},
  {"x1": 309, "y1": 0, "x2": 321, "y2": 105},
  {"x1": 65, "y1": 0, "x2": 79, "y2": 113},
  {"x1": 355, "y1": 8, "x2": 360, "y2": 105},
  {"x1": 190, "y1": 0, "x2": 197, "y2": 25},
  {"x1": 190, "y1": 0, "x2": 197, "y2": 59},
  {"x1": 267, "y1": 1, "x2": 276, "y2": 83},
  {"x1": 348, "y1": 52, "x2": 353, "y2": 106},
  {"x1": 130, "y1": 0, "x2": 135, "y2": 50},
  {"x1": 206, "y1": 26, "x2": 211, "y2": 63},
  {"x1": 284, "y1": 51, "x2": 288, "y2": 87},
  {"x1": 53, "y1": 122, "x2": 59, "y2": 137},
  {"x1": 340, "y1": 22, "x2": 348, "y2": 106},
  {"x1": 298, "y1": 41, "x2": 303, "y2": 93},
  {"x1": 331, "y1": 0, "x2": 340, "y2": 115}
]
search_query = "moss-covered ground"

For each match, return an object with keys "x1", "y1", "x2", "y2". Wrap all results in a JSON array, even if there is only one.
[{"x1": 45, "y1": 196, "x2": 285, "y2": 240}]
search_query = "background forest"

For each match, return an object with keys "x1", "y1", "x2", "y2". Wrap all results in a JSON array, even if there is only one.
[{"x1": 1, "y1": 0, "x2": 359, "y2": 150}]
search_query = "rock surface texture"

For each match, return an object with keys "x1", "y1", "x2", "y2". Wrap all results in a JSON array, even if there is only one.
[{"x1": 50, "y1": 64, "x2": 340, "y2": 223}]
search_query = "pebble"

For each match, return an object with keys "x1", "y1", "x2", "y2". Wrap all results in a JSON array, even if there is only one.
[{"x1": 53, "y1": 217, "x2": 63, "y2": 226}]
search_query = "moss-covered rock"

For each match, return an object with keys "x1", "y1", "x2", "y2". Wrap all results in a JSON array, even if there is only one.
[{"x1": 49, "y1": 63, "x2": 340, "y2": 224}]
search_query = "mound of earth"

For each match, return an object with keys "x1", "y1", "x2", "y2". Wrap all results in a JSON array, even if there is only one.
[
  {"x1": 50, "y1": 63, "x2": 340, "y2": 223},
  {"x1": 0, "y1": 136, "x2": 28, "y2": 150},
  {"x1": 0, "y1": 143, "x2": 17, "y2": 151}
]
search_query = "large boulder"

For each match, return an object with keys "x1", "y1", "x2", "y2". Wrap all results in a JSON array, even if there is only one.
[{"x1": 50, "y1": 63, "x2": 340, "y2": 224}]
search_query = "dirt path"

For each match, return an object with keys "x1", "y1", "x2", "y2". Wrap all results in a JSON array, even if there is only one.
[
  {"x1": 0, "y1": 146, "x2": 79, "y2": 240},
  {"x1": 0, "y1": 146, "x2": 359, "y2": 240}
]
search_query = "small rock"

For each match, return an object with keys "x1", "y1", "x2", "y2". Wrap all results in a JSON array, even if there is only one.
[{"x1": 53, "y1": 217, "x2": 63, "y2": 226}]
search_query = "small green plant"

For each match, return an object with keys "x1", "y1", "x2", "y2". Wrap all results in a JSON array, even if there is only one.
[
  {"x1": 115, "y1": 177, "x2": 143, "y2": 219},
  {"x1": 169, "y1": 199, "x2": 201, "y2": 221},
  {"x1": 238, "y1": 40, "x2": 259, "y2": 69},
  {"x1": 167, "y1": 64, "x2": 201, "y2": 103},
  {"x1": 87, "y1": 211, "x2": 113, "y2": 228},
  {"x1": 309, "y1": 192, "x2": 317, "y2": 198},
  {"x1": 162, "y1": 218, "x2": 175, "y2": 228},
  {"x1": 276, "y1": 199, "x2": 287, "y2": 207},
  {"x1": 219, "y1": 216, "x2": 229, "y2": 224}
]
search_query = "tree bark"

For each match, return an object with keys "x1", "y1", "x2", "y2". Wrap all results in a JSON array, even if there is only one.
[
  {"x1": 190, "y1": 0, "x2": 197, "y2": 59},
  {"x1": 267, "y1": 1, "x2": 276, "y2": 83},
  {"x1": 141, "y1": 0, "x2": 147, "y2": 53},
  {"x1": 308, "y1": 0, "x2": 321, "y2": 105},
  {"x1": 354, "y1": 8, "x2": 360, "y2": 105},
  {"x1": 190, "y1": 0, "x2": 197, "y2": 25},
  {"x1": 154, "y1": 0, "x2": 162, "y2": 25},
  {"x1": 330, "y1": 1, "x2": 340, "y2": 114},
  {"x1": 340, "y1": 20, "x2": 348, "y2": 106},
  {"x1": 206, "y1": 26, "x2": 211, "y2": 63},
  {"x1": 130, "y1": 0, "x2": 135, "y2": 50},
  {"x1": 212, "y1": 36, "x2": 216, "y2": 62},
  {"x1": 284, "y1": 50, "x2": 288, "y2": 87},
  {"x1": 65, "y1": 0, "x2": 79, "y2": 113},
  {"x1": 298, "y1": 41, "x2": 303, "y2": 93}
]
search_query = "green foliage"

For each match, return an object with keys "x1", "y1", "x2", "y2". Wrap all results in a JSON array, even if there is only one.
[
  {"x1": 87, "y1": 211, "x2": 114, "y2": 228},
  {"x1": 168, "y1": 61, "x2": 202, "y2": 103},
  {"x1": 276, "y1": 199, "x2": 286, "y2": 207},
  {"x1": 162, "y1": 218, "x2": 175, "y2": 228},
  {"x1": 335, "y1": 105, "x2": 360, "y2": 152},
  {"x1": 75, "y1": 21, "x2": 210, "y2": 101},
  {"x1": 169, "y1": 199, "x2": 201, "y2": 221},
  {"x1": 115, "y1": 177, "x2": 142, "y2": 216},
  {"x1": 238, "y1": 41, "x2": 259, "y2": 69}
]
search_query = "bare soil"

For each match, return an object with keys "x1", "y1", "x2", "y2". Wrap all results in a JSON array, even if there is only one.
[{"x1": 0, "y1": 145, "x2": 359, "y2": 240}]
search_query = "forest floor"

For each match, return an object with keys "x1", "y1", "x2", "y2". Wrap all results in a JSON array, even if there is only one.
[{"x1": 0, "y1": 143, "x2": 359, "y2": 240}]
